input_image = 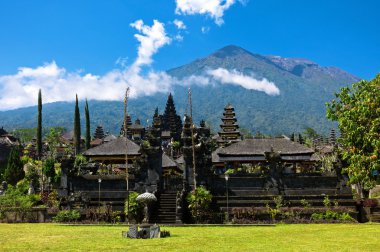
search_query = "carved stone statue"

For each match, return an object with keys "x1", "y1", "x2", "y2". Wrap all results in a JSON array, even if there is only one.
[
  {"x1": 264, "y1": 148, "x2": 284, "y2": 194},
  {"x1": 0, "y1": 181, "x2": 8, "y2": 195},
  {"x1": 28, "y1": 180, "x2": 35, "y2": 195}
]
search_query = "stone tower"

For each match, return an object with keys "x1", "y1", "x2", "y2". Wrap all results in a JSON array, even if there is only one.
[
  {"x1": 145, "y1": 108, "x2": 163, "y2": 191},
  {"x1": 182, "y1": 115, "x2": 194, "y2": 188}
]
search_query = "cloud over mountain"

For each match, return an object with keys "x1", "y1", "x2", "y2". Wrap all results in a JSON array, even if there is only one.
[{"x1": 207, "y1": 68, "x2": 280, "y2": 95}]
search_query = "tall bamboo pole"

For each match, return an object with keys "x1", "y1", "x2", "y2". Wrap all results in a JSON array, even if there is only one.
[
  {"x1": 188, "y1": 88, "x2": 197, "y2": 190},
  {"x1": 124, "y1": 87, "x2": 130, "y2": 223}
]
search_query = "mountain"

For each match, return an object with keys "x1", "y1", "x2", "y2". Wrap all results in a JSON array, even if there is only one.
[{"x1": 0, "y1": 45, "x2": 360, "y2": 136}]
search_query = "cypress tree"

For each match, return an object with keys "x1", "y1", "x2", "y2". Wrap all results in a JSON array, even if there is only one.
[
  {"x1": 4, "y1": 146, "x2": 25, "y2": 186},
  {"x1": 73, "y1": 94, "x2": 81, "y2": 155},
  {"x1": 85, "y1": 99, "x2": 91, "y2": 150},
  {"x1": 37, "y1": 89, "x2": 42, "y2": 159},
  {"x1": 290, "y1": 133, "x2": 295, "y2": 142},
  {"x1": 298, "y1": 133, "x2": 304, "y2": 145}
]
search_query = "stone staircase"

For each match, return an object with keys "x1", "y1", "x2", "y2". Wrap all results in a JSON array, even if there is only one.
[
  {"x1": 151, "y1": 191, "x2": 177, "y2": 224},
  {"x1": 366, "y1": 206, "x2": 380, "y2": 222}
]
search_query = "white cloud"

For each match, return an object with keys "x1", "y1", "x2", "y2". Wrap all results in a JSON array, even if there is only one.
[
  {"x1": 173, "y1": 19, "x2": 187, "y2": 30},
  {"x1": 130, "y1": 19, "x2": 171, "y2": 71},
  {"x1": 115, "y1": 57, "x2": 128, "y2": 68},
  {"x1": 175, "y1": 0, "x2": 242, "y2": 25},
  {"x1": 0, "y1": 62, "x2": 177, "y2": 111},
  {"x1": 174, "y1": 34, "x2": 184, "y2": 41},
  {"x1": 0, "y1": 20, "x2": 175, "y2": 111},
  {"x1": 0, "y1": 65, "x2": 279, "y2": 111},
  {"x1": 174, "y1": 68, "x2": 280, "y2": 95},
  {"x1": 0, "y1": 18, "x2": 279, "y2": 111},
  {"x1": 207, "y1": 68, "x2": 280, "y2": 95},
  {"x1": 201, "y1": 26, "x2": 210, "y2": 34},
  {"x1": 181, "y1": 74, "x2": 211, "y2": 86}
]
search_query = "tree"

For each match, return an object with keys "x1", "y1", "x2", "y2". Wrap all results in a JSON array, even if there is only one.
[
  {"x1": 85, "y1": 99, "x2": 91, "y2": 150},
  {"x1": 298, "y1": 134, "x2": 304, "y2": 145},
  {"x1": 45, "y1": 127, "x2": 64, "y2": 159},
  {"x1": 303, "y1": 127, "x2": 319, "y2": 140},
  {"x1": 240, "y1": 128, "x2": 253, "y2": 139},
  {"x1": 73, "y1": 94, "x2": 81, "y2": 155},
  {"x1": 4, "y1": 146, "x2": 25, "y2": 186},
  {"x1": 326, "y1": 74, "x2": 380, "y2": 198},
  {"x1": 37, "y1": 89, "x2": 42, "y2": 159},
  {"x1": 42, "y1": 158, "x2": 56, "y2": 181}
]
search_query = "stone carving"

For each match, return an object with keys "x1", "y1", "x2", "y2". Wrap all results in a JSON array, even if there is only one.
[
  {"x1": 264, "y1": 148, "x2": 284, "y2": 194},
  {"x1": 0, "y1": 181, "x2": 8, "y2": 195},
  {"x1": 28, "y1": 181, "x2": 35, "y2": 195},
  {"x1": 123, "y1": 224, "x2": 162, "y2": 239}
]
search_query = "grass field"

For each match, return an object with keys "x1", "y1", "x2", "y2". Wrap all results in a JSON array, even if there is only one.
[{"x1": 0, "y1": 223, "x2": 379, "y2": 251}]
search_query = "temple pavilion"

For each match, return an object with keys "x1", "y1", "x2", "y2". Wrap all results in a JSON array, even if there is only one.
[{"x1": 212, "y1": 137, "x2": 316, "y2": 174}]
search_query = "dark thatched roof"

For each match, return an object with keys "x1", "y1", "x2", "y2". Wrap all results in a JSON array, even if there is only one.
[
  {"x1": 103, "y1": 134, "x2": 117, "y2": 142},
  {"x1": 175, "y1": 155, "x2": 184, "y2": 164},
  {"x1": 212, "y1": 147, "x2": 224, "y2": 163},
  {"x1": 61, "y1": 131, "x2": 74, "y2": 140},
  {"x1": 90, "y1": 138, "x2": 103, "y2": 146},
  {"x1": 162, "y1": 153, "x2": 177, "y2": 168},
  {"x1": 217, "y1": 138, "x2": 314, "y2": 156},
  {"x1": 130, "y1": 123, "x2": 145, "y2": 130},
  {"x1": 83, "y1": 137, "x2": 140, "y2": 156},
  {"x1": 0, "y1": 127, "x2": 8, "y2": 136}
]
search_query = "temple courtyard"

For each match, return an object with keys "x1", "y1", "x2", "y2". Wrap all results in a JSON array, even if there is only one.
[{"x1": 0, "y1": 223, "x2": 378, "y2": 251}]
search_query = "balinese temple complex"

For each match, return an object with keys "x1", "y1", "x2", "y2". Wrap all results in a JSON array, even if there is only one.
[{"x1": 59, "y1": 93, "x2": 354, "y2": 224}]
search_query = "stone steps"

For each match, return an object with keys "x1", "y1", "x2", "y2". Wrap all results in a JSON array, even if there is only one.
[
  {"x1": 151, "y1": 191, "x2": 178, "y2": 224},
  {"x1": 368, "y1": 206, "x2": 380, "y2": 222}
]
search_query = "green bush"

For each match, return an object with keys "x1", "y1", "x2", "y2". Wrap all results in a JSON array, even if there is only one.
[
  {"x1": 0, "y1": 185, "x2": 39, "y2": 221},
  {"x1": 300, "y1": 199, "x2": 311, "y2": 208},
  {"x1": 323, "y1": 195, "x2": 331, "y2": 207},
  {"x1": 124, "y1": 192, "x2": 143, "y2": 223},
  {"x1": 186, "y1": 186, "x2": 213, "y2": 223},
  {"x1": 311, "y1": 210, "x2": 355, "y2": 222},
  {"x1": 53, "y1": 210, "x2": 81, "y2": 222}
]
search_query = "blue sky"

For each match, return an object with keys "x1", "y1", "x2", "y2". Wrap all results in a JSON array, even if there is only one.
[{"x1": 0, "y1": 0, "x2": 379, "y2": 110}]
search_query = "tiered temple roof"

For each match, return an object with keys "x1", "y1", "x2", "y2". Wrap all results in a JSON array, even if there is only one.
[
  {"x1": 162, "y1": 93, "x2": 182, "y2": 141},
  {"x1": 217, "y1": 104, "x2": 241, "y2": 146}
]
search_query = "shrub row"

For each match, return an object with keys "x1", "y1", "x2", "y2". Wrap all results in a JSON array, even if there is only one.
[{"x1": 231, "y1": 206, "x2": 357, "y2": 224}]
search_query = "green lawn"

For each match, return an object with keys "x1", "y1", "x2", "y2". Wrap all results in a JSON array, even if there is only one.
[{"x1": 0, "y1": 223, "x2": 379, "y2": 251}]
